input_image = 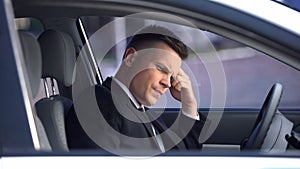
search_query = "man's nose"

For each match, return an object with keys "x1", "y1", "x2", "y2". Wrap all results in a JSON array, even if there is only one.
[{"x1": 160, "y1": 75, "x2": 171, "y2": 88}]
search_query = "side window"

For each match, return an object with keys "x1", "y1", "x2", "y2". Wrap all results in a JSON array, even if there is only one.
[
  {"x1": 81, "y1": 16, "x2": 300, "y2": 109},
  {"x1": 199, "y1": 32, "x2": 300, "y2": 109}
]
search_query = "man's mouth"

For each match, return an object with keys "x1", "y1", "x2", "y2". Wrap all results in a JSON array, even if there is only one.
[{"x1": 153, "y1": 89, "x2": 163, "y2": 98}]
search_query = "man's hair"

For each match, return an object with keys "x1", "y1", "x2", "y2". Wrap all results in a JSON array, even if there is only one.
[{"x1": 125, "y1": 25, "x2": 188, "y2": 60}]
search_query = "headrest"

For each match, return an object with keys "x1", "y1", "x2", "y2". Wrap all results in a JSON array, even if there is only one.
[
  {"x1": 38, "y1": 30, "x2": 76, "y2": 87},
  {"x1": 19, "y1": 31, "x2": 42, "y2": 98}
]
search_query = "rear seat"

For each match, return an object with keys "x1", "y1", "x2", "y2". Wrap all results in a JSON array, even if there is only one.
[
  {"x1": 35, "y1": 29, "x2": 76, "y2": 151},
  {"x1": 19, "y1": 30, "x2": 52, "y2": 151}
]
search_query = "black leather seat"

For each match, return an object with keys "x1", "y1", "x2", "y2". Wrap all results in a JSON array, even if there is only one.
[{"x1": 35, "y1": 30, "x2": 76, "y2": 151}]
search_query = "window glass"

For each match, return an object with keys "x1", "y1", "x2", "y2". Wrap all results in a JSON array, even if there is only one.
[{"x1": 81, "y1": 16, "x2": 300, "y2": 109}]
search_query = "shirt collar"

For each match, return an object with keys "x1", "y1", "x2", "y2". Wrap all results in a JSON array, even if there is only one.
[{"x1": 112, "y1": 77, "x2": 145, "y2": 110}]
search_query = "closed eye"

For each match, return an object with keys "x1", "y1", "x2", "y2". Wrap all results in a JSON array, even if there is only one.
[
  {"x1": 156, "y1": 64, "x2": 170, "y2": 74},
  {"x1": 156, "y1": 65, "x2": 164, "y2": 72}
]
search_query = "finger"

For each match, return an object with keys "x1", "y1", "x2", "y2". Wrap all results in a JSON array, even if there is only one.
[
  {"x1": 178, "y1": 68, "x2": 186, "y2": 77},
  {"x1": 171, "y1": 79, "x2": 181, "y2": 90},
  {"x1": 172, "y1": 69, "x2": 190, "y2": 90},
  {"x1": 178, "y1": 68, "x2": 189, "y2": 79},
  {"x1": 176, "y1": 75, "x2": 188, "y2": 84},
  {"x1": 175, "y1": 74, "x2": 191, "y2": 89},
  {"x1": 172, "y1": 75, "x2": 185, "y2": 90},
  {"x1": 171, "y1": 78, "x2": 179, "y2": 87},
  {"x1": 173, "y1": 82, "x2": 181, "y2": 91}
]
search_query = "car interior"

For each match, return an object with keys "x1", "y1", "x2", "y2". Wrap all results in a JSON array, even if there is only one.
[{"x1": 12, "y1": 0, "x2": 300, "y2": 155}]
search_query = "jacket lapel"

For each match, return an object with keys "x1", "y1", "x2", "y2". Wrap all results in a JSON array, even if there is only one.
[{"x1": 103, "y1": 77, "x2": 157, "y2": 139}]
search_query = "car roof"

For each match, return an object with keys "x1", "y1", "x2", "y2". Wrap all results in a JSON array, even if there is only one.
[{"x1": 12, "y1": 0, "x2": 300, "y2": 71}]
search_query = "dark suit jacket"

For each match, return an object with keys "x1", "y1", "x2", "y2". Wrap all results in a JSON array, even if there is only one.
[{"x1": 66, "y1": 77, "x2": 206, "y2": 155}]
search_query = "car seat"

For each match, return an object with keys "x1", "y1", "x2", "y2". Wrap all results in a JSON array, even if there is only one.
[
  {"x1": 19, "y1": 30, "x2": 52, "y2": 151},
  {"x1": 35, "y1": 29, "x2": 76, "y2": 151}
]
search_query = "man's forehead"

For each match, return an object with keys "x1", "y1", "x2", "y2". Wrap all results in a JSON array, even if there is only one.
[
  {"x1": 140, "y1": 45, "x2": 181, "y2": 58},
  {"x1": 136, "y1": 46, "x2": 182, "y2": 71}
]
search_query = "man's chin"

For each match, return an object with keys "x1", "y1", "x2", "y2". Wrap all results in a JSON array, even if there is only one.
[{"x1": 143, "y1": 98, "x2": 159, "y2": 107}]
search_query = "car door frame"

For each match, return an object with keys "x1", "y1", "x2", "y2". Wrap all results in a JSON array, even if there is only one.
[{"x1": 0, "y1": 0, "x2": 40, "y2": 154}]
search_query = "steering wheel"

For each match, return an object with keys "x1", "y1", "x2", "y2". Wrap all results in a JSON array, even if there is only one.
[{"x1": 241, "y1": 83, "x2": 283, "y2": 150}]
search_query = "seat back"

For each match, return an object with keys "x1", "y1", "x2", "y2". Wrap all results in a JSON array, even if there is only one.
[
  {"x1": 35, "y1": 30, "x2": 76, "y2": 151},
  {"x1": 19, "y1": 31, "x2": 52, "y2": 151}
]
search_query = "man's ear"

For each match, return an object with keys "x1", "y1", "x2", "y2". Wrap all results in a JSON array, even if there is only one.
[{"x1": 123, "y1": 47, "x2": 137, "y2": 67}]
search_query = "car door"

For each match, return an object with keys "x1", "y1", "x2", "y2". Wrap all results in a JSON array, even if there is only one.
[{"x1": 2, "y1": 1, "x2": 300, "y2": 168}]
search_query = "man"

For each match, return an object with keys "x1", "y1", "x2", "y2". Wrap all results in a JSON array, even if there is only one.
[{"x1": 66, "y1": 26, "x2": 206, "y2": 155}]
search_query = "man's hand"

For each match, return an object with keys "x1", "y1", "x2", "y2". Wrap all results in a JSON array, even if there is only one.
[{"x1": 170, "y1": 69, "x2": 198, "y2": 116}]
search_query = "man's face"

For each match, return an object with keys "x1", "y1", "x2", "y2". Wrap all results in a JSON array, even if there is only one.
[{"x1": 127, "y1": 42, "x2": 182, "y2": 106}]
